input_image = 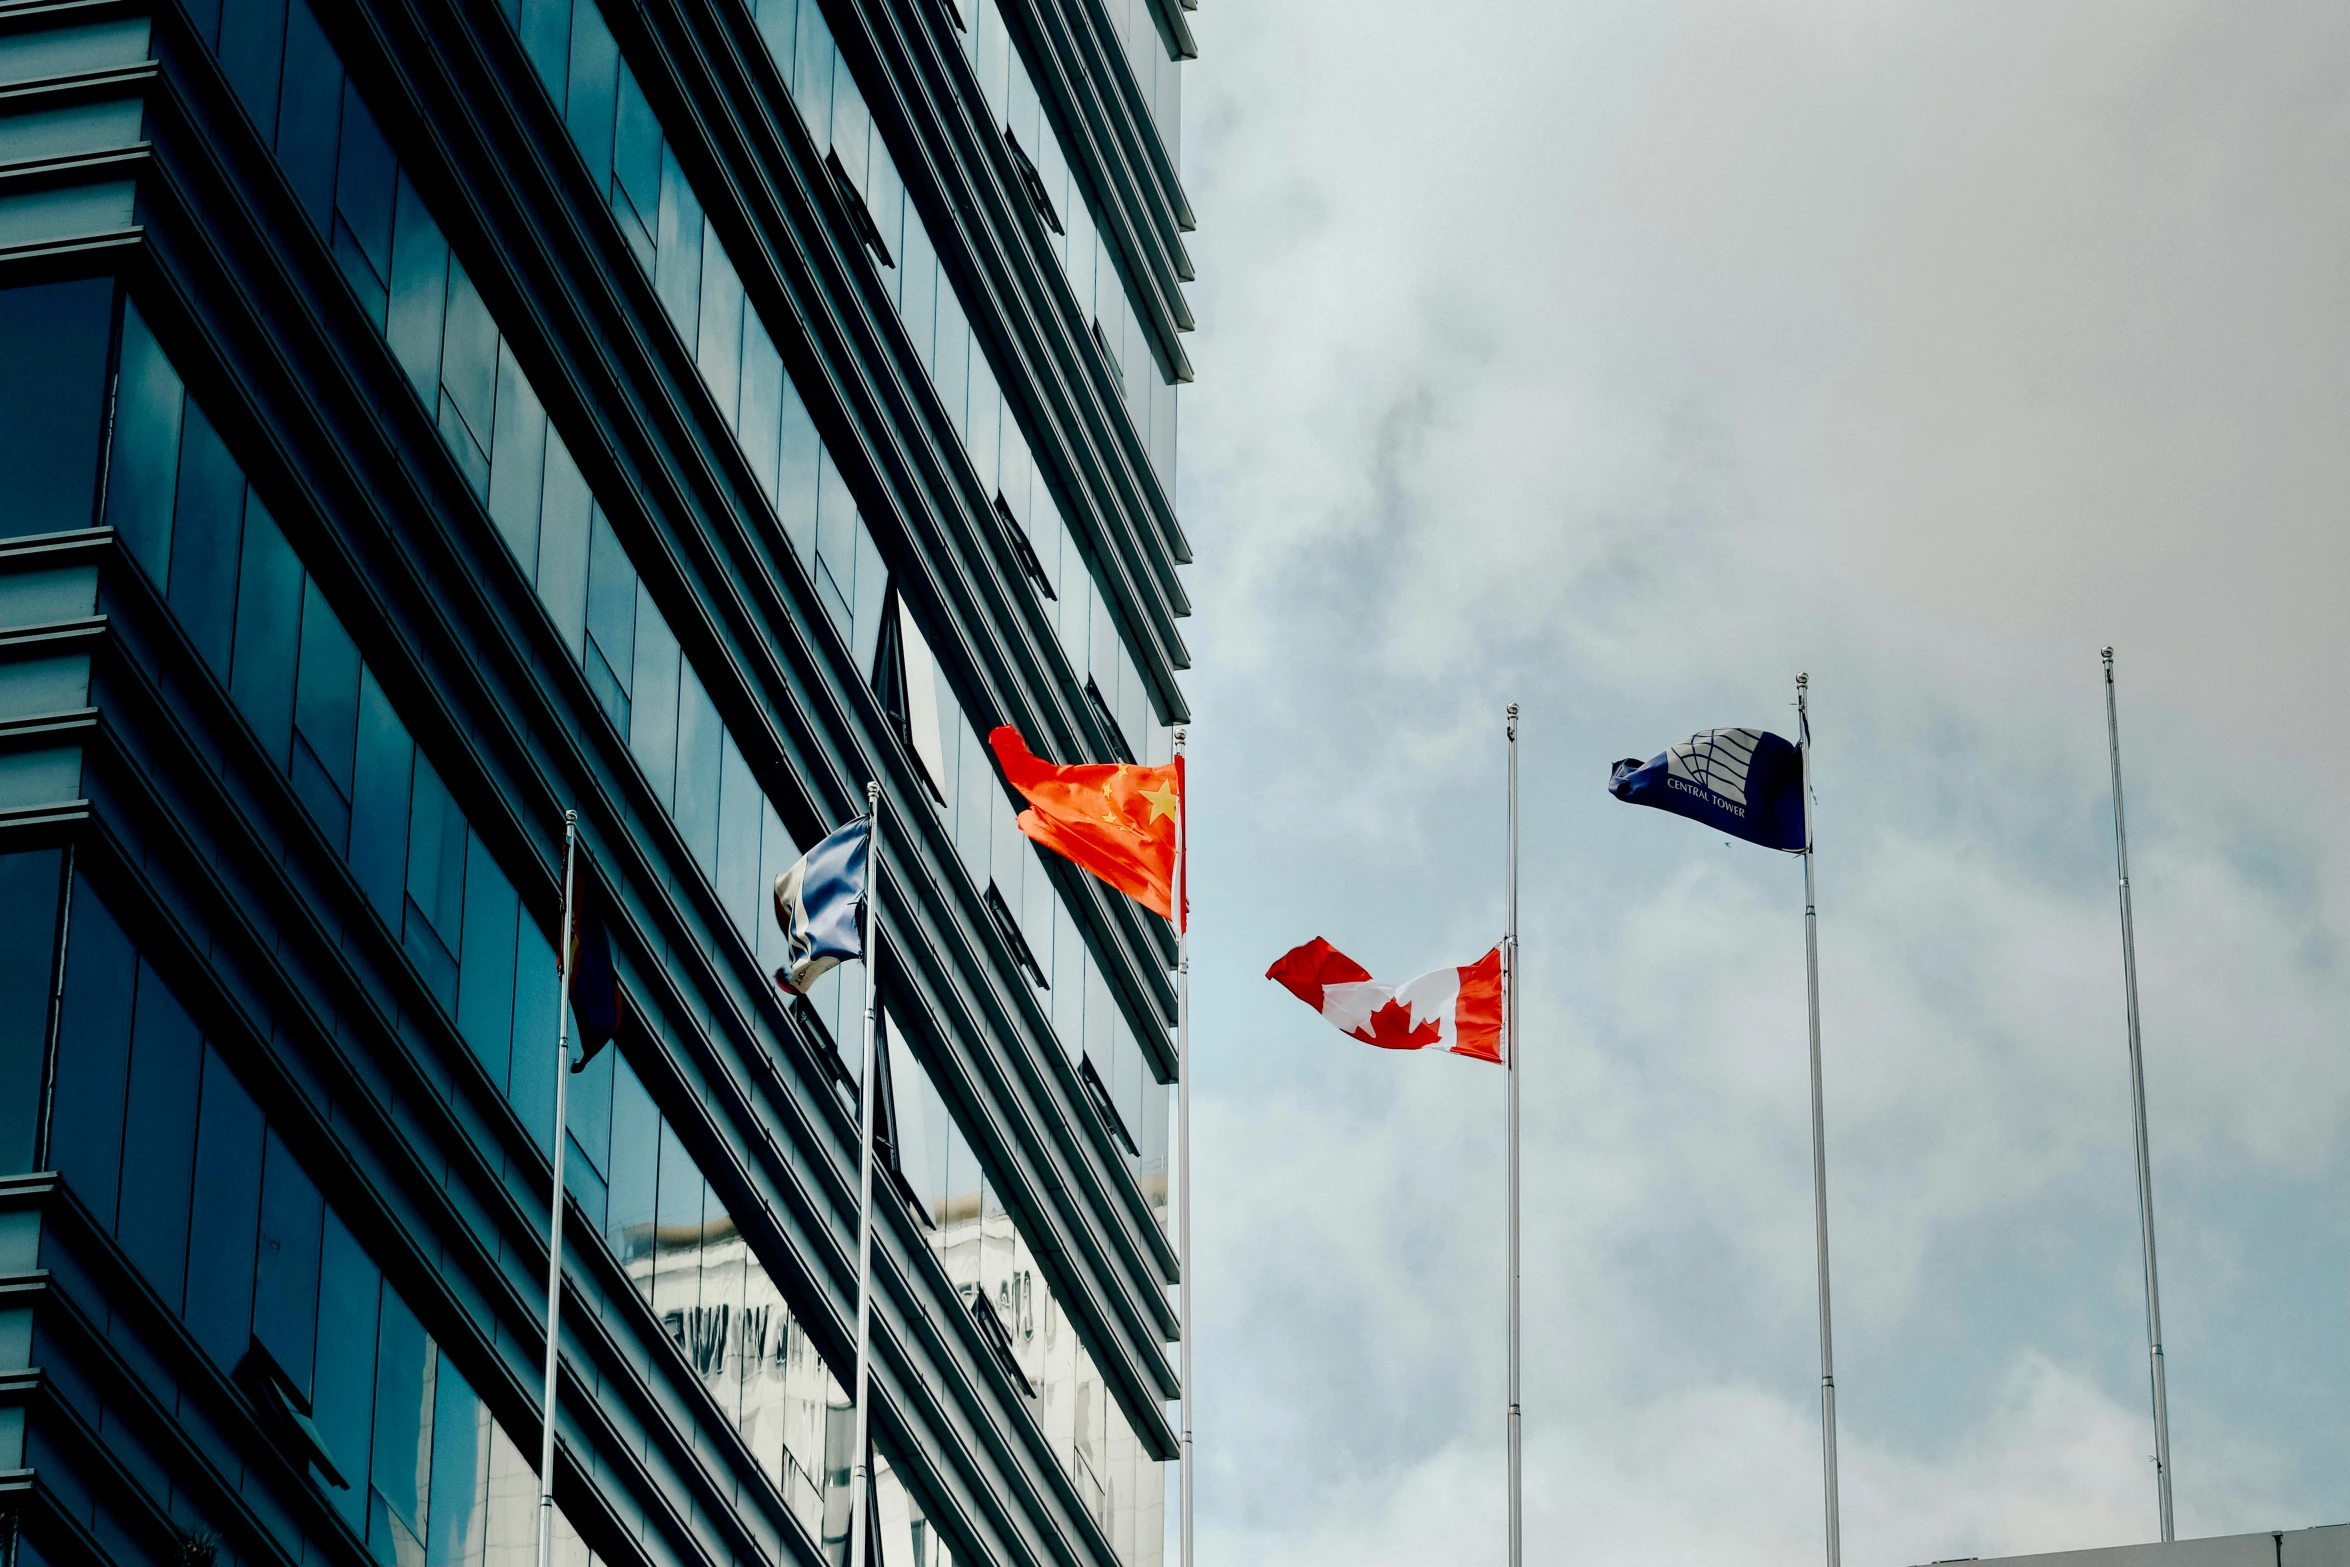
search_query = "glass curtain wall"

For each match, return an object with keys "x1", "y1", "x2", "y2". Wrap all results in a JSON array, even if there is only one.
[
  {"x1": 492, "y1": 0, "x2": 1171, "y2": 1185},
  {"x1": 33, "y1": 875, "x2": 606, "y2": 1567},
  {"x1": 561, "y1": 1037, "x2": 845, "y2": 1535},
  {"x1": 70, "y1": 272, "x2": 858, "y2": 1546},
  {"x1": 179, "y1": 0, "x2": 818, "y2": 979},
  {"x1": 32, "y1": 875, "x2": 957, "y2": 1567},
  {"x1": 489, "y1": 15, "x2": 1169, "y2": 1547},
  {"x1": 106, "y1": 291, "x2": 588, "y2": 1152},
  {"x1": 109, "y1": 292, "x2": 527, "y2": 1042},
  {"x1": 118, "y1": 3, "x2": 1176, "y2": 1550},
  {"x1": 870, "y1": 1449, "x2": 955, "y2": 1567},
  {"x1": 178, "y1": 0, "x2": 929, "y2": 1115},
  {"x1": 944, "y1": 0, "x2": 1183, "y2": 164},
  {"x1": 180, "y1": 0, "x2": 1169, "y2": 1131},
  {"x1": 24, "y1": 864, "x2": 940, "y2": 1567},
  {"x1": 170, "y1": 0, "x2": 1168, "y2": 1302},
  {"x1": 885, "y1": 1034, "x2": 1161, "y2": 1567},
  {"x1": 953, "y1": 0, "x2": 1180, "y2": 471},
  {"x1": 740, "y1": 0, "x2": 1178, "y2": 549},
  {"x1": 1084, "y1": 0, "x2": 1182, "y2": 160}
]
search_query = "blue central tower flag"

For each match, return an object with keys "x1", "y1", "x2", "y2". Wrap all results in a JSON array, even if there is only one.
[
  {"x1": 1609, "y1": 726, "x2": 1808, "y2": 852},
  {"x1": 772, "y1": 817, "x2": 871, "y2": 994}
]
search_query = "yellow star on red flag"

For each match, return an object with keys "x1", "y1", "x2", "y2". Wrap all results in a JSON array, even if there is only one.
[{"x1": 990, "y1": 728, "x2": 1185, "y2": 925}]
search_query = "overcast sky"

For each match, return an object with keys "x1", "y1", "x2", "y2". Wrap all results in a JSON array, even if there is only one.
[{"x1": 1167, "y1": 4, "x2": 2350, "y2": 1563}]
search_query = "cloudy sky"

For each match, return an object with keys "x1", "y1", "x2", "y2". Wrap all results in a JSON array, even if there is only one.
[{"x1": 1166, "y1": 3, "x2": 2350, "y2": 1563}]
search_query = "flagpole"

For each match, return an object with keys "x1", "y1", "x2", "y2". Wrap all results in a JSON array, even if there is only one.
[
  {"x1": 1505, "y1": 703, "x2": 1522, "y2": 1567},
  {"x1": 849, "y1": 781, "x2": 883, "y2": 1567},
  {"x1": 535, "y1": 811, "x2": 579, "y2": 1567},
  {"x1": 2103, "y1": 648, "x2": 2174, "y2": 1541},
  {"x1": 1173, "y1": 727, "x2": 1194, "y2": 1567},
  {"x1": 1797, "y1": 675, "x2": 1842, "y2": 1567}
]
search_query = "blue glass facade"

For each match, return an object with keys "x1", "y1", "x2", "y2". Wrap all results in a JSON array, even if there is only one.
[{"x1": 0, "y1": 3, "x2": 1192, "y2": 1567}]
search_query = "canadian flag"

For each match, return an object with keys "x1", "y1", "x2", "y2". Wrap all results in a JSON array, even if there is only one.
[{"x1": 1265, "y1": 937, "x2": 1504, "y2": 1064}]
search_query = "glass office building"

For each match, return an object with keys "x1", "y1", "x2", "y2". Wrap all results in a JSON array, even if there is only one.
[{"x1": 0, "y1": 3, "x2": 1195, "y2": 1567}]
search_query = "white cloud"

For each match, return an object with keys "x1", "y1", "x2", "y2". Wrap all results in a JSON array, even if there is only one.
[
  {"x1": 1171, "y1": 0, "x2": 2350, "y2": 1562},
  {"x1": 1198, "y1": 1353, "x2": 2213, "y2": 1567}
]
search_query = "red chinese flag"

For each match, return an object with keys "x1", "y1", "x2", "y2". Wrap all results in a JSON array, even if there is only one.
[{"x1": 989, "y1": 727, "x2": 1183, "y2": 925}]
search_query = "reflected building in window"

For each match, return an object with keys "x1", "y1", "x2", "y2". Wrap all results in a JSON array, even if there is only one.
[{"x1": 0, "y1": 5, "x2": 1196, "y2": 1567}]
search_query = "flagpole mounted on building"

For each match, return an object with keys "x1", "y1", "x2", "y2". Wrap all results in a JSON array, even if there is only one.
[
  {"x1": 1797, "y1": 676, "x2": 1843, "y2": 1567},
  {"x1": 535, "y1": 811, "x2": 579, "y2": 1567},
  {"x1": 1173, "y1": 727, "x2": 1194, "y2": 1567},
  {"x1": 1503, "y1": 703, "x2": 1523, "y2": 1567},
  {"x1": 2103, "y1": 648, "x2": 2174, "y2": 1542},
  {"x1": 848, "y1": 782, "x2": 884, "y2": 1567}
]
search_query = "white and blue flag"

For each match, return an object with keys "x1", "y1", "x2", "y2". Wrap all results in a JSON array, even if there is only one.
[
  {"x1": 771, "y1": 818, "x2": 870, "y2": 994},
  {"x1": 1608, "y1": 726, "x2": 1808, "y2": 852}
]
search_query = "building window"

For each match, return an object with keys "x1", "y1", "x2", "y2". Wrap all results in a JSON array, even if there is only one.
[
  {"x1": 1084, "y1": 675, "x2": 1135, "y2": 763},
  {"x1": 1079, "y1": 1054, "x2": 1138, "y2": 1157},
  {"x1": 0, "y1": 277, "x2": 112, "y2": 540},
  {"x1": 994, "y1": 493, "x2": 1056, "y2": 601},
  {"x1": 870, "y1": 584, "x2": 950, "y2": 802},
  {"x1": 984, "y1": 880, "x2": 1049, "y2": 990},
  {"x1": 826, "y1": 147, "x2": 896, "y2": 266},
  {"x1": 1090, "y1": 317, "x2": 1122, "y2": 385},
  {"x1": 1003, "y1": 127, "x2": 1063, "y2": 235},
  {"x1": 0, "y1": 847, "x2": 65, "y2": 1175}
]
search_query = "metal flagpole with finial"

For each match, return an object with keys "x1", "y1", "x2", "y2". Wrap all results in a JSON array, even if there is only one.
[
  {"x1": 2103, "y1": 648, "x2": 2174, "y2": 1541},
  {"x1": 847, "y1": 781, "x2": 884, "y2": 1567},
  {"x1": 1797, "y1": 675, "x2": 1843, "y2": 1567},
  {"x1": 1505, "y1": 703, "x2": 1523, "y2": 1567},
  {"x1": 1174, "y1": 727, "x2": 1193, "y2": 1567},
  {"x1": 536, "y1": 811, "x2": 579, "y2": 1567}
]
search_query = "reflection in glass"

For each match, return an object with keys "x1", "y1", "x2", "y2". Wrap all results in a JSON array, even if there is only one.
[
  {"x1": 614, "y1": 1179, "x2": 842, "y2": 1535},
  {"x1": 890, "y1": 1033, "x2": 1163, "y2": 1567},
  {"x1": 874, "y1": 1449, "x2": 955, "y2": 1567}
]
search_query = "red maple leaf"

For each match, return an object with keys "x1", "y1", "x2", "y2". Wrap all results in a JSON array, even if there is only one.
[{"x1": 1348, "y1": 997, "x2": 1443, "y2": 1051}]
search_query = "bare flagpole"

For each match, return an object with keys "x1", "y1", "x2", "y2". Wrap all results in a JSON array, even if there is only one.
[
  {"x1": 2103, "y1": 648, "x2": 2174, "y2": 1541},
  {"x1": 1505, "y1": 703, "x2": 1523, "y2": 1567},
  {"x1": 535, "y1": 812, "x2": 580, "y2": 1567},
  {"x1": 1797, "y1": 675, "x2": 1843, "y2": 1567},
  {"x1": 1174, "y1": 728, "x2": 1194, "y2": 1567},
  {"x1": 848, "y1": 782, "x2": 884, "y2": 1567}
]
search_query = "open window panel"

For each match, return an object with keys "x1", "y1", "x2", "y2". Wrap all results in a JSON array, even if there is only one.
[
  {"x1": 824, "y1": 147, "x2": 896, "y2": 267},
  {"x1": 870, "y1": 583, "x2": 951, "y2": 807},
  {"x1": 1083, "y1": 675, "x2": 1135, "y2": 763},
  {"x1": 966, "y1": 1286, "x2": 1035, "y2": 1398},
  {"x1": 236, "y1": 1337, "x2": 352, "y2": 1491},
  {"x1": 1090, "y1": 318, "x2": 1122, "y2": 386},
  {"x1": 1078, "y1": 1053, "x2": 1139, "y2": 1158},
  {"x1": 982, "y1": 880, "x2": 1049, "y2": 991},
  {"x1": 870, "y1": 1010, "x2": 936, "y2": 1230},
  {"x1": 1002, "y1": 126, "x2": 1064, "y2": 236},
  {"x1": 993, "y1": 492, "x2": 1055, "y2": 601}
]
